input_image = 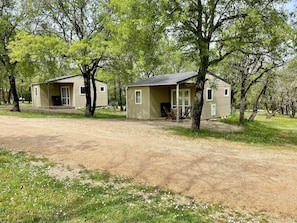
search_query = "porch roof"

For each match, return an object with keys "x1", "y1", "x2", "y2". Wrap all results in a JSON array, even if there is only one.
[
  {"x1": 34, "y1": 74, "x2": 107, "y2": 84},
  {"x1": 127, "y1": 72, "x2": 198, "y2": 87}
]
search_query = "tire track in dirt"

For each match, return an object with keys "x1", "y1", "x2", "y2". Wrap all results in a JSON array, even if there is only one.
[{"x1": 0, "y1": 116, "x2": 297, "y2": 221}]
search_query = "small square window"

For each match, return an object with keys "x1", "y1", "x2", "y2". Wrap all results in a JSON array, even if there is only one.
[
  {"x1": 135, "y1": 90, "x2": 142, "y2": 104},
  {"x1": 100, "y1": 86, "x2": 105, "y2": 92},
  {"x1": 80, "y1": 86, "x2": 86, "y2": 95},
  {"x1": 206, "y1": 88, "x2": 213, "y2": 101},
  {"x1": 224, "y1": 88, "x2": 229, "y2": 96}
]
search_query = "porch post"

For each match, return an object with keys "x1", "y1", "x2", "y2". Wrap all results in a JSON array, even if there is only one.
[{"x1": 176, "y1": 84, "x2": 179, "y2": 122}]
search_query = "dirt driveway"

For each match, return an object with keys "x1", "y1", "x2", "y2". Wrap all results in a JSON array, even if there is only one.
[{"x1": 0, "y1": 116, "x2": 296, "y2": 221}]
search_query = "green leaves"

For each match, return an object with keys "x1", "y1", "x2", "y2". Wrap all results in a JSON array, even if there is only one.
[
  {"x1": 9, "y1": 31, "x2": 66, "y2": 62},
  {"x1": 7, "y1": 31, "x2": 68, "y2": 81}
]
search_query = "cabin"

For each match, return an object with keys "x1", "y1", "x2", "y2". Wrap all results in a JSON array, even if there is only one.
[
  {"x1": 31, "y1": 74, "x2": 108, "y2": 108},
  {"x1": 126, "y1": 72, "x2": 231, "y2": 120}
]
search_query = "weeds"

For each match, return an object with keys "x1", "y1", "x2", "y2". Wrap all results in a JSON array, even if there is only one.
[{"x1": 0, "y1": 149, "x2": 271, "y2": 222}]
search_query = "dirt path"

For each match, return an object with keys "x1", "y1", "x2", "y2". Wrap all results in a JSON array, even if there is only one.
[{"x1": 0, "y1": 116, "x2": 296, "y2": 221}]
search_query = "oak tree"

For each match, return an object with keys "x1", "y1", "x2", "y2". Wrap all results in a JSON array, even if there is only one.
[{"x1": 167, "y1": 0, "x2": 288, "y2": 129}]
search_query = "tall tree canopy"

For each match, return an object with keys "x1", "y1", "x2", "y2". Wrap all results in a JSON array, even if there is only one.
[
  {"x1": 9, "y1": 0, "x2": 110, "y2": 117},
  {"x1": 103, "y1": 0, "x2": 179, "y2": 109},
  {"x1": 214, "y1": 2, "x2": 293, "y2": 123},
  {"x1": 4, "y1": 0, "x2": 296, "y2": 125},
  {"x1": 0, "y1": 0, "x2": 26, "y2": 111},
  {"x1": 167, "y1": 0, "x2": 289, "y2": 129}
]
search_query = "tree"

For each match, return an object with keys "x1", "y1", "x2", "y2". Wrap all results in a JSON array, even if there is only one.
[
  {"x1": 263, "y1": 60, "x2": 297, "y2": 118},
  {"x1": 8, "y1": 31, "x2": 68, "y2": 83},
  {"x1": 0, "y1": 0, "x2": 21, "y2": 111},
  {"x1": 217, "y1": 4, "x2": 292, "y2": 123},
  {"x1": 15, "y1": 0, "x2": 110, "y2": 117},
  {"x1": 224, "y1": 51, "x2": 286, "y2": 124},
  {"x1": 167, "y1": 0, "x2": 288, "y2": 130},
  {"x1": 105, "y1": 0, "x2": 174, "y2": 110}
]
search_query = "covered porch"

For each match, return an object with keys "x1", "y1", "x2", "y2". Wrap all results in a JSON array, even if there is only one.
[
  {"x1": 126, "y1": 72, "x2": 198, "y2": 121},
  {"x1": 151, "y1": 84, "x2": 195, "y2": 121}
]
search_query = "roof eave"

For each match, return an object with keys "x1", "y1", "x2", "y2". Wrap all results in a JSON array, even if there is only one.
[{"x1": 127, "y1": 83, "x2": 176, "y2": 87}]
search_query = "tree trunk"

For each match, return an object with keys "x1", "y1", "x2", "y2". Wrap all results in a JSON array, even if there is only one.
[
  {"x1": 248, "y1": 81, "x2": 268, "y2": 122},
  {"x1": 8, "y1": 75, "x2": 20, "y2": 112},
  {"x1": 231, "y1": 89, "x2": 237, "y2": 113},
  {"x1": 7, "y1": 88, "x2": 11, "y2": 104},
  {"x1": 267, "y1": 108, "x2": 278, "y2": 118},
  {"x1": 239, "y1": 96, "x2": 246, "y2": 124},
  {"x1": 118, "y1": 80, "x2": 124, "y2": 111},
  {"x1": 83, "y1": 72, "x2": 92, "y2": 117},
  {"x1": 91, "y1": 74, "x2": 97, "y2": 116},
  {"x1": 239, "y1": 72, "x2": 247, "y2": 124},
  {"x1": 114, "y1": 79, "x2": 117, "y2": 101},
  {"x1": 191, "y1": 72, "x2": 206, "y2": 130},
  {"x1": 289, "y1": 99, "x2": 296, "y2": 118}
]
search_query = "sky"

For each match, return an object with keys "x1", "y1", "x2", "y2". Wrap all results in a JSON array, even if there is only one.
[{"x1": 285, "y1": 0, "x2": 296, "y2": 12}]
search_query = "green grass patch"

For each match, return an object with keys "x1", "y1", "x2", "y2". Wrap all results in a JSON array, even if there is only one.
[
  {"x1": 171, "y1": 113, "x2": 297, "y2": 150},
  {"x1": 0, "y1": 104, "x2": 126, "y2": 119},
  {"x1": 93, "y1": 108, "x2": 126, "y2": 119},
  {"x1": 0, "y1": 149, "x2": 270, "y2": 222}
]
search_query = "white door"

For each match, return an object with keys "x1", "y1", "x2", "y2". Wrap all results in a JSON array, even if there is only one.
[
  {"x1": 61, "y1": 86, "x2": 70, "y2": 106},
  {"x1": 171, "y1": 89, "x2": 191, "y2": 114}
]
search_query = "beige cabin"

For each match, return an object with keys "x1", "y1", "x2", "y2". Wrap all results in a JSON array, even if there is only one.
[
  {"x1": 31, "y1": 74, "x2": 108, "y2": 108},
  {"x1": 126, "y1": 72, "x2": 231, "y2": 120}
]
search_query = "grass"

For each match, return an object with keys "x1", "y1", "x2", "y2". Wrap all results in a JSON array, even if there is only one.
[
  {"x1": 0, "y1": 149, "x2": 271, "y2": 222},
  {"x1": 0, "y1": 103, "x2": 126, "y2": 119},
  {"x1": 1, "y1": 103, "x2": 296, "y2": 149},
  {"x1": 171, "y1": 113, "x2": 297, "y2": 150}
]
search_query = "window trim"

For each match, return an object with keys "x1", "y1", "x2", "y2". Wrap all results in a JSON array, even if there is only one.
[
  {"x1": 135, "y1": 90, "x2": 142, "y2": 104},
  {"x1": 206, "y1": 88, "x2": 213, "y2": 101},
  {"x1": 224, "y1": 88, "x2": 229, "y2": 97},
  {"x1": 171, "y1": 89, "x2": 191, "y2": 111},
  {"x1": 80, "y1": 86, "x2": 86, "y2": 95}
]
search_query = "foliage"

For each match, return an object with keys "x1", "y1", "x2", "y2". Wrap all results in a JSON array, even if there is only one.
[
  {"x1": 213, "y1": 3, "x2": 293, "y2": 123},
  {"x1": 8, "y1": 31, "x2": 68, "y2": 82},
  {"x1": 9, "y1": 0, "x2": 111, "y2": 117},
  {"x1": 263, "y1": 65, "x2": 297, "y2": 118},
  {"x1": 0, "y1": 0, "x2": 22, "y2": 111},
  {"x1": 2, "y1": 0, "x2": 297, "y2": 121},
  {"x1": 166, "y1": 0, "x2": 290, "y2": 129},
  {"x1": 102, "y1": 0, "x2": 196, "y2": 109},
  {"x1": 0, "y1": 149, "x2": 272, "y2": 222}
]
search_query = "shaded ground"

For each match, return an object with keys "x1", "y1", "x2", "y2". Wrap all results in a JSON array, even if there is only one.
[{"x1": 0, "y1": 116, "x2": 296, "y2": 222}]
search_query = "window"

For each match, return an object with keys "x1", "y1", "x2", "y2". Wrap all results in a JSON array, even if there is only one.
[
  {"x1": 135, "y1": 90, "x2": 142, "y2": 104},
  {"x1": 206, "y1": 88, "x2": 213, "y2": 101},
  {"x1": 100, "y1": 86, "x2": 105, "y2": 92},
  {"x1": 80, "y1": 86, "x2": 86, "y2": 95},
  {"x1": 171, "y1": 89, "x2": 191, "y2": 115},
  {"x1": 224, "y1": 88, "x2": 229, "y2": 97}
]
